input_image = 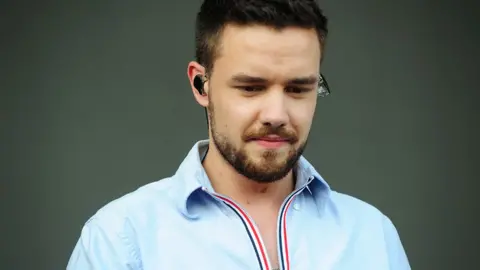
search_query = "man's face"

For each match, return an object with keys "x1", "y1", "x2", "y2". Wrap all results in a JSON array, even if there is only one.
[{"x1": 207, "y1": 24, "x2": 321, "y2": 183}]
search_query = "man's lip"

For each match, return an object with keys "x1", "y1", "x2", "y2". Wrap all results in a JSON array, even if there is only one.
[{"x1": 252, "y1": 136, "x2": 289, "y2": 142}]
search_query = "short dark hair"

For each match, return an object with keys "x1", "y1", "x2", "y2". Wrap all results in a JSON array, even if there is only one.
[{"x1": 195, "y1": 0, "x2": 329, "y2": 73}]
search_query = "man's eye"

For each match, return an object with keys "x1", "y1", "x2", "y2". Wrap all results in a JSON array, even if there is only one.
[
  {"x1": 238, "y1": 86, "x2": 264, "y2": 92},
  {"x1": 286, "y1": 86, "x2": 311, "y2": 94}
]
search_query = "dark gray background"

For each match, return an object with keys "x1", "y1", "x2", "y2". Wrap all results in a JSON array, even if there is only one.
[{"x1": 2, "y1": 1, "x2": 479, "y2": 269}]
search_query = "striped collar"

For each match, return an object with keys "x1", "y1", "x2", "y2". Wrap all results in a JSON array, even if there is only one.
[{"x1": 172, "y1": 140, "x2": 331, "y2": 218}]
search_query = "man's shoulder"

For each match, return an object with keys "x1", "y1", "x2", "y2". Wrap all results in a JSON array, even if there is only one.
[
  {"x1": 68, "y1": 177, "x2": 186, "y2": 269},
  {"x1": 85, "y1": 176, "x2": 180, "y2": 227},
  {"x1": 330, "y1": 190, "x2": 382, "y2": 213},
  {"x1": 327, "y1": 190, "x2": 391, "y2": 226},
  {"x1": 327, "y1": 191, "x2": 410, "y2": 268}
]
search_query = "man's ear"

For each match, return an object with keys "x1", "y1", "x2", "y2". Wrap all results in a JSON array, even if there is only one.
[{"x1": 187, "y1": 61, "x2": 208, "y2": 108}]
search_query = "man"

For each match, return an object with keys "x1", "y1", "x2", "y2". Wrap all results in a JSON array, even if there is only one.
[{"x1": 67, "y1": 0, "x2": 411, "y2": 269}]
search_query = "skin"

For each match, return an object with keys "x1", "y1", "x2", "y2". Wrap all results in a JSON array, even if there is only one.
[{"x1": 187, "y1": 23, "x2": 322, "y2": 268}]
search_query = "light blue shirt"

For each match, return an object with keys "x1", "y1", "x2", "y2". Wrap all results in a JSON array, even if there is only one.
[{"x1": 67, "y1": 140, "x2": 410, "y2": 270}]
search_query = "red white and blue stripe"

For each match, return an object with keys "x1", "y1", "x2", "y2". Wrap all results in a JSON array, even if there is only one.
[
  {"x1": 277, "y1": 187, "x2": 306, "y2": 270},
  {"x1": 212, "y1": 193, "x2": 272, "y2": 269},
  {"x1": 212, "y1": 186, "x2": 307, "y2": 270}
]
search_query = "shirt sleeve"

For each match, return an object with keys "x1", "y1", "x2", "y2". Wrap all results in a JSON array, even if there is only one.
[
  {"x1": 66, "y1": 217, "x2": 141, "y2": 270},
  {"x1": 382, "y1": 215, "x2": 411, "y2": 270}
]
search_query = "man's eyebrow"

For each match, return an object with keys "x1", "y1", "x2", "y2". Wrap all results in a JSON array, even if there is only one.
[
  {"x1": 229, "y1": 73, "x2": 268, "y2": 84},
  {"x1": 229, "y1": 73, "x2": 319, "y2": 85},
  {"x1": 287, "y1": 75, "x2": 319, "y2": 85}
]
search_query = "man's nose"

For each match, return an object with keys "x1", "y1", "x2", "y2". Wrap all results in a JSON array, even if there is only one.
[{"x1": 258, "y1": 92, "x2": 289, "y2": 128}]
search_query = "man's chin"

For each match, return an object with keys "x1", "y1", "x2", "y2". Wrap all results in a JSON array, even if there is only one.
[
  {"x1": 247, "y1": 156, "x2": 290, "y2": 170},
  {"x1": 243, "y1": 165, "x2": 292, "y2": 183}
]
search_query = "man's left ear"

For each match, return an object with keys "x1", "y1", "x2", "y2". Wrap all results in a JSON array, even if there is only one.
[{"x1": 187, "y1": 61, "x2": 208, "y2": 108}]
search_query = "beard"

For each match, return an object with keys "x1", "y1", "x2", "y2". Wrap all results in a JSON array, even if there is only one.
[{"x1": 207, "y1": 99, "x2": 307, "y2": 184}]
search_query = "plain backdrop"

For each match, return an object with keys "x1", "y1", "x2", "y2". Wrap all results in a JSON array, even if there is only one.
[{"x1": 2, "y1": 0, "x2": 479, "y2": 269}]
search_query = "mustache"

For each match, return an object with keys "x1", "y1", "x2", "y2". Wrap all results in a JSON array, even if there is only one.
[{"x1": 243, "y1": 126, "x2": 298, "y2": 143}]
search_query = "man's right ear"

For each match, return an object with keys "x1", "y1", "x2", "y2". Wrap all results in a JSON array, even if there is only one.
[{"x1": 187, "y1": 61, "x2": 208, "y2": 108}]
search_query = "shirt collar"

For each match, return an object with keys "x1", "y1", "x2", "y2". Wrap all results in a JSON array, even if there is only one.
[{"x1": 171, "y1": 140, "x2": 331, "y2": 218}]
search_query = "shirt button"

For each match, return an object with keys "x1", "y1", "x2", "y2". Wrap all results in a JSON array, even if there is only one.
[{"x1": 293, "y1": 203, "x2": 300, "y2": 210}]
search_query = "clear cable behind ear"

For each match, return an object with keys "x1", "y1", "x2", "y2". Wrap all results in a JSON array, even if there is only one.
[{"x1": 318, "y1": 73, "x2": 330, "y2": 97}]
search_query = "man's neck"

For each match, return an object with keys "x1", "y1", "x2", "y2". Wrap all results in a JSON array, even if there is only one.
[{"x1": 202, "y1": 143, "x2": 295, "y2": 209}]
